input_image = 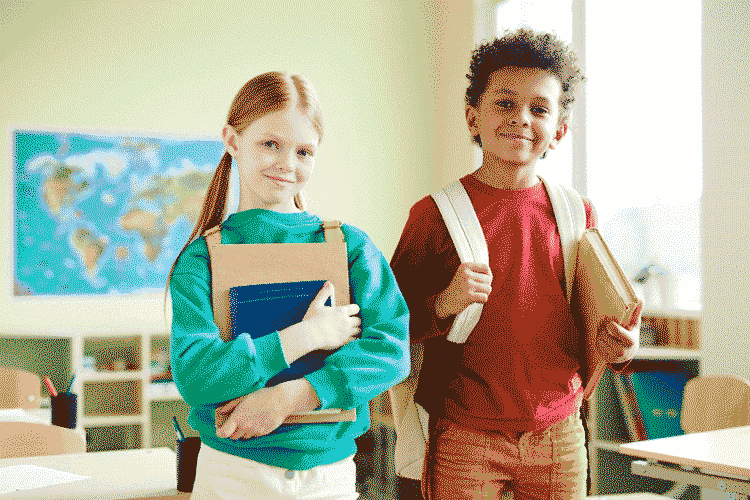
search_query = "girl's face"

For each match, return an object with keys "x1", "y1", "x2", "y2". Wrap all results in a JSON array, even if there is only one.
[{"x1": 223, "y1": 105, "x2": 319, "y2": 213}]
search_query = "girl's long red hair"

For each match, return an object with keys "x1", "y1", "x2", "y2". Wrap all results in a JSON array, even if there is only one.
[{"x1": 164, "y1": 72, "x2": 323, "y2": 307}]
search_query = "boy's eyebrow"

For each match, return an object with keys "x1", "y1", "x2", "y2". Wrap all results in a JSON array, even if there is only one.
[{"x1": 489, "y1": 89, "x2": 554, "y2": 104}]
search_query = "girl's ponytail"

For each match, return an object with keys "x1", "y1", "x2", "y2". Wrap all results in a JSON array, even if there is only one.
[
  {"x1": 165, "y1": 71, "x2": 322, "y2": 314},
  {"x1": 164, "y1": 151, "x2": 232, "y2": 299}
]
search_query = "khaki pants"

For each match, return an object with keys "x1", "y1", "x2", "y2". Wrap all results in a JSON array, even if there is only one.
[
  {"x1": 190, "y1": 444, "x2": 358, "y2": 500},
  {"x1": 427, "y1": 412, "x2": 587, "y2": 500}
]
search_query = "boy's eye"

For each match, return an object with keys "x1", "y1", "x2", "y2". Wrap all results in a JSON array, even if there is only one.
[
  {"x1": 532, "y1": 106, "x2": 549, "y2": 115},
  {"x1": 496, "y1": 100, "x2": 514, "y2": 109},
  {"x1": 261, "y1": 140, "x2": 280, "y2": 149}
]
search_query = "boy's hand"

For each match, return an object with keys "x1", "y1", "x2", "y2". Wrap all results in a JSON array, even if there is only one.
[
  {"x1": 596, "y1": 318, "x2": 640, "y2": 363},
  {"x1": 435, "y1": 262, "x2": 492, "y2": 319}
]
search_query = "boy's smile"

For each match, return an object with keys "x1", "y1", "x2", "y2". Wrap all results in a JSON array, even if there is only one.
[{"x1": 467, "y1": 66, "x2": 568, "y2": 175}]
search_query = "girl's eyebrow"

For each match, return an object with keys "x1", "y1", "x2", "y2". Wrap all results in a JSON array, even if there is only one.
[{"x1": 260, "y1": 132, "x2": 317, "y2": 151}]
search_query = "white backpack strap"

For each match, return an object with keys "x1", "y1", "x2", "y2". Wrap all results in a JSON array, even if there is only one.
[
  {"x1": 540, "y1": 176, "x2": 586, "y2": 302},
  {"x1": 431, "y1": 180, "x2": 489, "y2": 344}
]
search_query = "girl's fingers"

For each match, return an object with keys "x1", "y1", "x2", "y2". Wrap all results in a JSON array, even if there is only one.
[{"x1": 313, "y1": 282, "x2": 334, "y2": 309}]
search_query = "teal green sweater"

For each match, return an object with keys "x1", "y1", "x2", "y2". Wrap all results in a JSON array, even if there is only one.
[{"x1": 169, "y1": 209, "x2": 409, "y2": 470}]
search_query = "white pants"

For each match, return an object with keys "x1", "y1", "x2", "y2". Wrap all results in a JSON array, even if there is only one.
[{"x1": 190, "y1": 443, "x2": 359, "y2": 500}]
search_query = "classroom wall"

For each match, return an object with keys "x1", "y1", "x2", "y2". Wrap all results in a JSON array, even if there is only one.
[
  {"x1": 0, "y1": 0, "x2": 475, "y2": 334},
  {"x1": 700, "y1": 0, "x2": 750, "y2": 382}
]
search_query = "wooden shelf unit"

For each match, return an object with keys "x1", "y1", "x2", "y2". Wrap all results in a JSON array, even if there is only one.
[
  {"x1": 0, "y1": 330, "x2": 195, "y2": 452},
  {"x1": 587, "y1": 308, "x2": 701, "y2": 497}
]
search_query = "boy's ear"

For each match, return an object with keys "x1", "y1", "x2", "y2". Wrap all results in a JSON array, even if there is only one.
[
  {"x1": 548, "y1": 121, "x2": 569, "y2": 150},
  {"x1": 465, "y1": 105, "x2": 479, "y2": 136},
  {"x1": 222, "y1": 125, "x2": 239, "y2": 157}
]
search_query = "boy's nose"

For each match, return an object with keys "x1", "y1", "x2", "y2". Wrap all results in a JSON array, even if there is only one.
[{"x1": 510, "y1": 108, "x2": 531, "y2": 126}]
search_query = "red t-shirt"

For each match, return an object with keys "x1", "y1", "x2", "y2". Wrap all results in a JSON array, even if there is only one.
[{"x1": 390, "y1": 174, "x2": 595, "y2": 432}]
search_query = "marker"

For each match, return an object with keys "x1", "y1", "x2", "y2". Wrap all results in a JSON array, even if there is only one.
[
  {"x1": 65, "y1": 372, "x2": 76, "y2": 393},
  {"x1": 43, "y1": 377, "x2": 58, "y2": 398},
  {"x1": 172, "y1": 416, "x2": 185, "y2": 441}
]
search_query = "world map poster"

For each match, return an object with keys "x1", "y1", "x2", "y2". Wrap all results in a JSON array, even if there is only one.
[{"x1": 13, "y1": 129, "x2": 224, "y2": 296}]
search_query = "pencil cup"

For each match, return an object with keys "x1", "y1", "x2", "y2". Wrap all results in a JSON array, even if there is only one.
[
  {"x1": 51, "y1": 392, "x2": 78, "y2": 429},
  {"x1": 176, "y1": 436, "x2": 201, "y2": 492}
]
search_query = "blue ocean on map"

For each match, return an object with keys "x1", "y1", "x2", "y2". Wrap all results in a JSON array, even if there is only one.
[{"x1": 14, "y1": 129, "x2": 224, "y2": 296}]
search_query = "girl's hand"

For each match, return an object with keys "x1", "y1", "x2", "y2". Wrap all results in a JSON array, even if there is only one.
[
  {"x1": 214, "y1": 379, "x2": 321, "y2": 440},
  {"x1": 596, "y1": 318, "x2": 640, "y2": 363},
  {"x1": 435, "y1": 262, "x2": 493, "y2": 319},
  {"x1": 279, "y1": 283, "x2": 361, "y2": 362},
  {"x1": 215, "y1": 386, "x2": 290, "y2": 440}
]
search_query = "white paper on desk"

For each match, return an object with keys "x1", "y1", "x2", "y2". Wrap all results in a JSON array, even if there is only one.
[{"x1": 0, "y1": 464, "x2": 88, "y2": 494}]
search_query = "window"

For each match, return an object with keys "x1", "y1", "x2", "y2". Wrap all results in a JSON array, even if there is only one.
[{"x1": 481, "y1": 0, "x2": 702, "y2": 310}]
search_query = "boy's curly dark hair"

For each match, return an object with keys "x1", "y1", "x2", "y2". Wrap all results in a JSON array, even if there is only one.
[{"x1": 466, "y1": 27, "x2": 585, "y2": 146}]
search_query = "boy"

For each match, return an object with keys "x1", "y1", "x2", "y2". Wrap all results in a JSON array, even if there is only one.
[{"x1": 390, "y1": 28, "x2": 639, "y2": 500}]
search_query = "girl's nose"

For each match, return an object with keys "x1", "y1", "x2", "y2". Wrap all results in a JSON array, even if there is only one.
[{"x1": 277, "y1": 149, "x2": 296, "y2": 171}]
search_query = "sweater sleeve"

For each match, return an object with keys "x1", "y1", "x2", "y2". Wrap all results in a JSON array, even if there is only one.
[
  {"x1": 390, "y1": 197, "x2": 459, "y2": 344},
  {"x1": 169, "y1": 238, "x2": 290, "y2": 406},
  {"x1": 303, "y1": 226, "x2": 410, "y2": 411}
]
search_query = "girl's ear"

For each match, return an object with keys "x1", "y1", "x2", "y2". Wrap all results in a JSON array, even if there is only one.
[
  {"x1": 222, "y1": 125, "x2": 240, "y2": 157},
  {"x1": 548, "y1": 121, "x2": 569, "y2": 150}
]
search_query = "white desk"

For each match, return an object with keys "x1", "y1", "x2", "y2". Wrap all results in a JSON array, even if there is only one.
[
  {"x1": 0, "y1": 408, "x2": 51, "y2": 424},
  {"x1": 0, "y1": 448, "x2": 187, "y2": 499},
  {"x1": 619, "y1": 426, "x2": 750, "y2": 497}
]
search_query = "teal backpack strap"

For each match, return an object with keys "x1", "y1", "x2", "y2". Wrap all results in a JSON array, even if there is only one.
[
  {"x1": 431, "y1": 179, "x2": 489, "y2": 344},
  {"x1": 539, "y1": 176, "x2": 586, "y2": 302}
]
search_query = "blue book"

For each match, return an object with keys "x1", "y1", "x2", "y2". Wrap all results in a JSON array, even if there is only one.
[
  {"x1": 229, "y1": 280, "x2": 331, "y2": 388},
  {"x1": 627, "y1": 370, "x2": 692, "y2": 439}
]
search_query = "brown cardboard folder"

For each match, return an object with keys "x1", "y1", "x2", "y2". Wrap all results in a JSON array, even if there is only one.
[
  {"x1": 204, "y1": 220, "x2": 356, "y2": 423},
  {"x1": 574, "y1": 228, "x2": 643, "y2": 400}
]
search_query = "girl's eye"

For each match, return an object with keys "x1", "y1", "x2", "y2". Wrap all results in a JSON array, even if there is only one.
[
  {"x1": 261, "y1": 140, "x2": 280, "y2": 149},
  {"x1": 297, "y1": 148, "x2": 314, "y2": 158},
  {"x1": 532, "y1": 106, "x2": 549, "y2": 115}
]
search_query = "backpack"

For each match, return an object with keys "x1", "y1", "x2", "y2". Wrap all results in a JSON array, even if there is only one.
[{"x1": 388, "y1": 176, "x2": 586, "y2": 481}]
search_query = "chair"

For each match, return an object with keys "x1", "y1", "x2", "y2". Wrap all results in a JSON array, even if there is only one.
[
  {"x1": 589, "y1": 374, "x2": 750, "y2": 500},
  {"x1": 0, "y1": 422, "x2": 86, "y2": 458},
  {"x1": 680, "y1": 374, "x2": 750, "y2": 433},
  {"x1": 0, "y1": 366, "x2": 41, "y2": 409}
]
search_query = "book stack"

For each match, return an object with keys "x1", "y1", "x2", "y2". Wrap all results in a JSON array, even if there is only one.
[
  {"x1": 612, "y1": 370, "x2": 691, "y2": 441},
  {"x1": 229, "y1": 280, "x2": 356, "y2": 424},
  {"x1": 574, "y1": 228, "x2": 643, "y2": 399}
]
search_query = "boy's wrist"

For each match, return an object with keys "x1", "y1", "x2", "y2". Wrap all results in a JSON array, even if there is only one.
[{"x1": 435, "y1": 290, "x2": 451, "y2": 319}]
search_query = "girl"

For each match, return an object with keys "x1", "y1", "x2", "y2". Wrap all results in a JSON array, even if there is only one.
[{"x1": 167, "y1": 71, "x2": 409, "y2": 499}]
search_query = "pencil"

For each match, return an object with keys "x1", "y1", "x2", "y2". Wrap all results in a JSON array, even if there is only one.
[
  {"x1": 172, "y1": 416, "x2": 185, "y2": 441},
  {"x1": 43, "y1": 376, "x2": 58, "y2": 398}
]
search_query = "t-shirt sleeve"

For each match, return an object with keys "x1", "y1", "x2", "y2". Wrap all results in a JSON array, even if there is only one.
[
  {"x1": 390, "y1": 197, "x2": 459, "y2": 344},
  {"x1": 169, "y1": 239, "x2": 290, "y2": 407},
  {"x1": 303, "y1": 227, "x2": 410, "y2": 411}
]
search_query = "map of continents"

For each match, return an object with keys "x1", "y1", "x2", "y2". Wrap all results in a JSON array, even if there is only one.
[{"x1": 14, "y1": 130, "x2": 224, "y2": 295}]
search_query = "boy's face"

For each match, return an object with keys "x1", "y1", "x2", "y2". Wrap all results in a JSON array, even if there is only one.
[{"x1": 466, "y1": 66, "x2": 567, "y2": 167}]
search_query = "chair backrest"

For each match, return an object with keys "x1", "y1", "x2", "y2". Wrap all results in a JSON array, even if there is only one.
[
  {"x1": 0, "y1": 366, "x2": 41, "y2": 409},
  {"x1": 680, "y1": 374, "x2": 750, "y2": 434},
  {"x1": 0, "y1": 422, "x2": 86, "y2": 458}
]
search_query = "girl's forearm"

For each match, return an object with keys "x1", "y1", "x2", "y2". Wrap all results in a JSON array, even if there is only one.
[{"x1": 278, "y1": 377, "x2": 321, "y2": 414}]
